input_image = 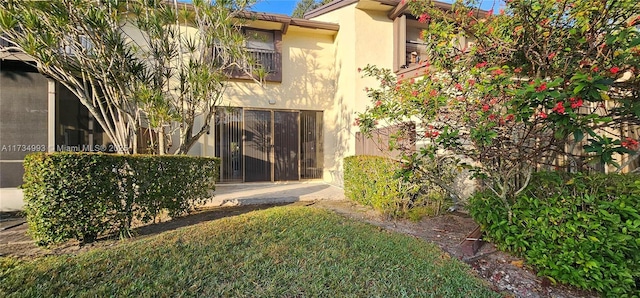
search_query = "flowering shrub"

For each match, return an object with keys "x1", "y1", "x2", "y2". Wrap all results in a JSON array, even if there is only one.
[{"x1": 356, "y1": 0, "x2": 640, "y2": 218}]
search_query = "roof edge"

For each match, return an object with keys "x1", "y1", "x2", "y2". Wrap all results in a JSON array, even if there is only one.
[
  {"x1": 240, "y1": 11, "x2": 339, "y2": 32},
  {"x1": 304, "y1": 0, "x2": 359, "y2": 19}
]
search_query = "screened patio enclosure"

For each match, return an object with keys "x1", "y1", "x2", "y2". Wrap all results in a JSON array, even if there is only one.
[{"x1": 215, "y1": 107, "x2": 323, "y2": 182}]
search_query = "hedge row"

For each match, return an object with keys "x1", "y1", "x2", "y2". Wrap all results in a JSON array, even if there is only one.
[
  {"x1": 343, "y1": 155, "x2": 446, "y2": 220},
  {"x1": 469, "y1": 171, "x2": 640, "y2": 296},
  {"x1": 22, "y1": 152, "x2": 219, "y2": 245}
]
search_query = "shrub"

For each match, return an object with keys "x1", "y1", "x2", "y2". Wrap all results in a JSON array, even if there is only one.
[
  {"x1": 343, "y1": 155, "x2": 446, "y2": 219},
  {"x1": 469, "y1": 171, "x2": 640, "y2": 296},
  {"x1": 22, "y1": 152, "x2": 219, "y2": 245}
]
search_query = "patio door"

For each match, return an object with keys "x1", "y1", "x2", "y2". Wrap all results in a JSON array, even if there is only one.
[
  {"x1": 274, "y1": 111, "x2": 299, "y2": 181},
  {"x1": 215, "y1": 108, "x2": 322, "y2": 182},
  {"x1": 244, "y1": 110, "x2": 272, "y2": 182}
]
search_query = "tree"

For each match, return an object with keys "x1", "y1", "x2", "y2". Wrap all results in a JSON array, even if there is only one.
[
  {"x1": 292, "y1": 0, "x2": 332, "y2": 18},
  {"x1": 0, "y1": 0, "x2": 260, "y2": 154},
  {"x1": 356, "y1": 0, "x2": 640, "y2": 218}
]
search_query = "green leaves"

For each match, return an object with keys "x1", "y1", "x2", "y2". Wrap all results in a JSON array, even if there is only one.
[
  {"x1": 470, "y1": 172, "x2": 640, "y2": 296},
  {"x1": 343, "y1": 156, "x2": 449, "y2": 219},
  {"x1": 22, "y1": 152, "x2": 219, "y2": 246}
]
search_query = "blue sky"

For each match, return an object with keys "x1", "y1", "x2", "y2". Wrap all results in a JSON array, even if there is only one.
[
  {"x1": 250, "y1": 0, "x2": 298, "y2": 16},
  {"x1": 247, "y1": 0, "x2": 504, "y2": 17},
  {"x1": 179, "y1": 1, "x2": 505, "y2": 17}
]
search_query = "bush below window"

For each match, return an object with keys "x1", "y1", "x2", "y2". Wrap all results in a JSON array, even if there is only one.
[
  {"x1": 22, "y1": 152, "x2": 219, "y2": 245},
  {"x1": 469, "y1": 171, "x2": 640, "y2": 296}
]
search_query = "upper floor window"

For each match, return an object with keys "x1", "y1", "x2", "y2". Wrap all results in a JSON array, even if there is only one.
[
  {"x1": 393, "y1": 14, "x2": 474, "y2": 77},
  {"x1": 244, "y1": 29, "x2": 277, "y2": 74},
  {"x1": 213, "y1": 28, "x2": 282, "y2": 82},
  {"x1": 63, "y1": 34, "x2": 94, "y2": 56}
]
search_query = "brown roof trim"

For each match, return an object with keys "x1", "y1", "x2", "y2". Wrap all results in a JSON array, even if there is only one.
[
  {"x1": 304, "y1": 0, "x2": 359, "y2": 19},
  {"x1": 290, "y1": 18, "x2": 340, "y2": 31},
  {"x1": 156, "y1": 2, "x2": 338, "y2": 33},
  {"x1": 239, "y1": 11, "x2": 339, "y2": 32},
  {"x1": 387, "y1": 1, "x2": 407, "y2": 19},
  {"x1": 373, "y1": 0, "x2": 400, "y2": 6}
]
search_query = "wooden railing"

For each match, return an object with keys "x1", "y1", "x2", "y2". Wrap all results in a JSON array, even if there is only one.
[{"x1": 212, "y1": 45, "x2": 278, "y2": 74}]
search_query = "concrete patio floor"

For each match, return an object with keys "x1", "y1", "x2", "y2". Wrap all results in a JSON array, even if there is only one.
[{"x1": 205, "y1": 181, "x2": 345, "y2": 207}]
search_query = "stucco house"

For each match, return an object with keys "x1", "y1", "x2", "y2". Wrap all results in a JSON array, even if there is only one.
[
  {"x1": 7, "y1": 0, "x2": 632, "y2": 210},
  {"x1": 2, "y1": 0, "x2": 468, "y2": 211}
]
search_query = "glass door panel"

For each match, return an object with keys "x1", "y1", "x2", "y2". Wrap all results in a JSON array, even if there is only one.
[
  {"x1": 244, "y1": 110, "x2": 272, "y2": 182},
  {"x1": 215, "y1": 107, "x2": 243, "y2": 182}
]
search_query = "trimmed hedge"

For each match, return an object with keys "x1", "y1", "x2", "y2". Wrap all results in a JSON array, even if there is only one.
[
  {"x1": 22, "y1": 152, "x2": 219, "y2": 245},
  {"x1": 343, "y1": 155, "x2": 446, "y2": 219},
  {"x1": 469, "y1": 171, "x2": 640, "y2": 296}
]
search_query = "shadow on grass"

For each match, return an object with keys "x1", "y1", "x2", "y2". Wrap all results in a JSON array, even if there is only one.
[
  {"x1": 132, "y1": 203, "x2": 295, "y2": 238},
  {"x1": 0, "y1": 203, "x2": 297, "y2": 258}
]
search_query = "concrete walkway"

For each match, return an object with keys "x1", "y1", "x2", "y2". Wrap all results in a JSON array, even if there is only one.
[{"x1": 205, "y1": 181, "x2": 345, "y2": 207}]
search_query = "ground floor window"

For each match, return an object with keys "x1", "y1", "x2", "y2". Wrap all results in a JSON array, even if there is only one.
[{"x1": 215, "y1": 107, "x2": 323, "y2": 182}]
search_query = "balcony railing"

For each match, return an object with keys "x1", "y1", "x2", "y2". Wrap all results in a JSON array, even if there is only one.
[
  {"x1": 213, "y1": 45, "x2": 278, "y2": 74},
  {"x1": 247, "y1": 47, "x2": 277, "y2": 73}
]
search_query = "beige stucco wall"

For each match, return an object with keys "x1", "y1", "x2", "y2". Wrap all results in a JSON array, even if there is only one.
[
  {"x1": 191, "y1": 27, "x2": 341, "y2": 184},
  {"x1": 310, "y1": 4, "x2": 395, "y2": 186}
]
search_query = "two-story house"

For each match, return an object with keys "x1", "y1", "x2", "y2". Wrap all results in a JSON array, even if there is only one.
[{"x1": 0, "y1": 0, "x2": 487, "y2": 211}]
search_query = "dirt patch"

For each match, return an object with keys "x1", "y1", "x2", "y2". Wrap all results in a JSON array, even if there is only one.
[{"x1": 0, "y1": 200, "x2": 599, "y2": 297}]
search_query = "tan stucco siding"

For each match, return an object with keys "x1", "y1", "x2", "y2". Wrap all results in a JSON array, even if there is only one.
[
  {"x1": 311, "y1": 5, "x2": 395, "y2": 185},
  {"x1": 192, "y1": 29, "x2": 341, "y2": 183}
]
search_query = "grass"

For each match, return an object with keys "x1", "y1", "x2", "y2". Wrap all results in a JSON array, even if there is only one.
[{"x1": 0, "y1": 206, "x2": 500, "y2": 297}]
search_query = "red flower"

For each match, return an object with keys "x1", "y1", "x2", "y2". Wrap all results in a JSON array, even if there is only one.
[
  {"x1": 482, "y1": 104, "x2": 490, "y2": 112},
  {"x1": 622, "y1": 137, "x2": 639, "y2": 150},
  {"x1": 455, "y1": 83, "x2": 463, "y2": 91},
  {"x1": 514, "y1": 67, "x2": 522, "y2": 73},
  {"x1": 488, "y1": 114, "x2": 497, "y2": 120},
  {"x1": 592, "y1": 66, "x2": 599, "y2": 72},
  {"x1": 499, "y1": 8, "x2": 505, "y2": 15},
  {"x1": 425, "y1": 130, "x2": 439, "y2": 138},
  {"x1": 475, "y1": 61, "x2": 488, "y2": 68},
  {"x1": 410, "y1": 78, "x2": 415, "y2": 84},
  {"x1": 418, "y1": 13, "x2": 430, "y2": 23},
  {"x1": 375, "y1": 100, "x2": 382, "y2": 107},
  {"x1": 552, "y1": 102, "x2": 565, "y2": 114},
  {"x1": 430, "y1": 90, "x2": 438, "y2": 97},
  {"x1": 491, "y1": 69, "x2": 504, "y2": 76},
  {"x1": 411, "y1": 90, "x2": 419, "y2": 96},
  {"x1": 547, "y1": 52, "x2": 556, "y2": 60},
  {"x1": 538, "y1": 111, "x2": 548, "y2": 119},
  {"x1": 467, "y1": 10, "x2": 474, "y2": 17},
  {"x1": 570, "y1": 98, "x2": 583, "y2": 109},
  {"x1": 357, "y1": 68, "x2": 362, "y2": 72},
  {"x1": 505, "y1": 114, "x2": 515, "y2": 121},
  {"x1": 468, "y1": 79, "x2": 476, "y2": 86},
  {"x1": 536, "y1": 82, "x2": 547, "y2": 92},
  {"x1": 610, "y1": 66, "x2": 620, "y2": 74},
  {"x1": 486, "y1": 9, "x2": 493, "y2": 16}
]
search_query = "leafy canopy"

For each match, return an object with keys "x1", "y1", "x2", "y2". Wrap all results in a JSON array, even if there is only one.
[{"x1": 357, "y1": 0, "x2": 640, "y2": 215}]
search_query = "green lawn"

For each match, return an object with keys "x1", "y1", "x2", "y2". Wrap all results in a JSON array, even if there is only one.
[{"x1": 0, "y1": 206, "x2": 499, "y2": 297}]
